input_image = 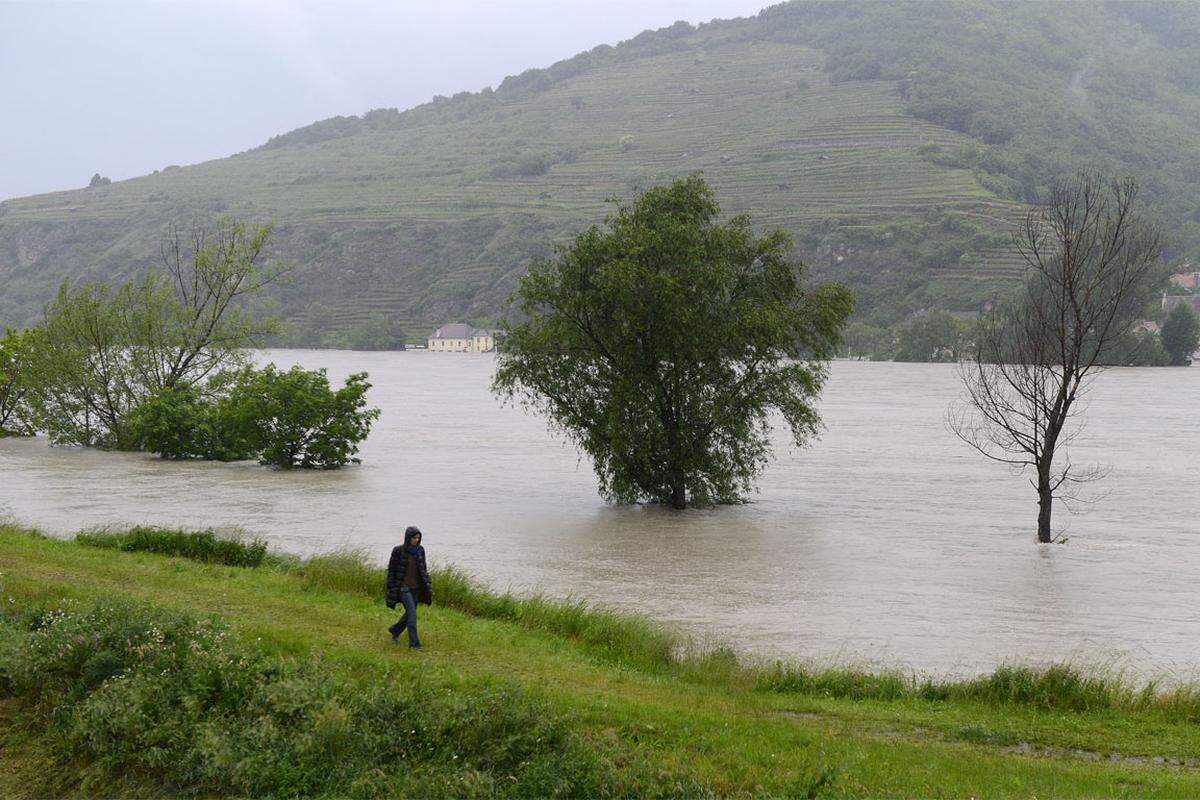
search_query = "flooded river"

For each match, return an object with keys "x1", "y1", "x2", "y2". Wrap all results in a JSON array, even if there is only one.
[{"x1": 2, "y1": 352, "x2": 1197, "y2": 678}]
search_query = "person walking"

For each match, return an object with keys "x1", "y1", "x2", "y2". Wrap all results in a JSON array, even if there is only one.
[{"x1": 386, "y1": 526, "x2": 432, "y2": 648}]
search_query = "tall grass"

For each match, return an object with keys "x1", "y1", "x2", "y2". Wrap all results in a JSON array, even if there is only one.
[
  {"x1": 75, "y1": 526, "x2": 268, "y2": 567},
  {"x1": 752, "y1": 662, "x2": 915, "y2": 702},
  {"x1": 431, "y1": 564, "x2": 677, "y2": 668},
  {"x1": 753, "y1": 661, "x2": 1200, "y2": 723},
  {"x1": 293, "y1": 548, "x2": 382, "y2": 596},
  {"x1": 0, "y1": 596, "x2": 689, "y2": 799}
]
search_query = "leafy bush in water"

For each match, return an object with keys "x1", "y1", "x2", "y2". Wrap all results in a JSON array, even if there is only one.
[
  {"x1": 0, "y1": 598, "x2": 616, "y2": 798},
  {"x1": 128, "y1": 385, "x2": 209, "y2": 458},
  {"x1": 128, "y1": 384, "x2": 255, "y2": 460},
  {"x1": 130, "y1": 365, "x2": 379, "y2": 468},
  {"x1": 219, "y1": 365, "x2": 380, "y2": 469},
  {"x1": 76, "y1": 526, "x2": 269, "y2": 567},
  {"x1": 891, "y1": 310, "x2": 973, "y2": 363}
]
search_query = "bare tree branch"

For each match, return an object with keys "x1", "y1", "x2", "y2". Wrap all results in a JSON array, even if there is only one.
[{"x1": 949, "y1": 171, "x2": 1160, "y2": 542}]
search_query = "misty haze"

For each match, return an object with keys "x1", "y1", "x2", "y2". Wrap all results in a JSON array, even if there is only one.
[{"x1": 2, "y1": 1, "x2": 1200, "y2": 797}]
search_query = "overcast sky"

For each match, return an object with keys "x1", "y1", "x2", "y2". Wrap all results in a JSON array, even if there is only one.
[{"x1": 0, "y1": 0, "x2": 771, "y2": 200}]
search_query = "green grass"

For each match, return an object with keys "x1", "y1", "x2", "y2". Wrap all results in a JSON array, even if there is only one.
[
  {"x1": 77, "y1": 529, "x2": 678, "y2": 670},
  {"x1": 290, "y1": 552, "x2": 677, "y2": 670},
  {"x1": 755, "y1": 661, "x2": 1200, "y2": 723},
  {"x1": 76, "y1": 525, "x2": 269, "y2": 567},
  {"x1": 5, "y1": 522, "x2": 1200, "y2": 798},
  {"x1": 0, "y1": 597, "x2": 665, "y2": 798}
]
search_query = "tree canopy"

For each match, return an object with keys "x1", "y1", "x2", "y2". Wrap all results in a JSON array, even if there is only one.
[
  {"x1": 493, "y1": 176, "x2": 853, "y2": 509},
  {"x1": 23, "y1": 219, "x2": 282, "y2": 448}
]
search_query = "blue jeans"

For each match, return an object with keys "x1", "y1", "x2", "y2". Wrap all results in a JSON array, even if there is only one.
[{"x1": 390, "y1": 588, "x2": 421, "y2": 646}]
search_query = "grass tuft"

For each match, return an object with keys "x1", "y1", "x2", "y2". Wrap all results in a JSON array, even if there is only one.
[
  {"x1": 434, "y1": 564, "x2": 677, "y2": 669},
  {"x1": 754, "y1": 660, "x2": 1200, "y2": 724},
  {"x1": 75, "y1": 526, "x2": 268, "y2": 567},
  {"x1": 754, "y1": 662, "x2": 913, "y2": 701},
  {"x1": 292, "y1": 548, "x2": 381, "y2": 596},
  {"x1": 943, "y1": 664, "x2": 1123, "y2": 712}
]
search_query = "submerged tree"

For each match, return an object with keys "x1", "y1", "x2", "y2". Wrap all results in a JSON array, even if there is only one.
[
  {"x1": 950, "y1": 172, "x2": 1161, "y2": 542},
  {"x1": 493, "y1": 175, "x2": 853, "y2": 509},
  {"x1": 25, "y1": 219, "x2": 283, "y2": 448},
  {"x1": 218, "y1": 365, "x2": 380, "y2": 469}
]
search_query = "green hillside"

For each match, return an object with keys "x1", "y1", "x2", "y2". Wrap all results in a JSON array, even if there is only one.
[{"x1": 2, "y1": 0, "x2": 1198, "y2": 340}]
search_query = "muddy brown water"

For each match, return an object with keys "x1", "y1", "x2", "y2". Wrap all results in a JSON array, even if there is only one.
[{"x1": 2, "y1": 352, "x2": 1196, "y2": 678}]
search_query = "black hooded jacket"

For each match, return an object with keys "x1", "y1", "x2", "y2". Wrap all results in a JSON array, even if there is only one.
[{"x1": 386, "y1": 531, "x2": 432, "y2": 607}]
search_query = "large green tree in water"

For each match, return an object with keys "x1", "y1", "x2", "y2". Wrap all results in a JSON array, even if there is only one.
[{"x1": 493, "y1": 176, "x2": 853, "y2": 509}]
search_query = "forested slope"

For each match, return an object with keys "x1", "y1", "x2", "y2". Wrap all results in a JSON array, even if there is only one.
[{"x1": 1, "y1": 0, "x2": 1196, "y2": 339}]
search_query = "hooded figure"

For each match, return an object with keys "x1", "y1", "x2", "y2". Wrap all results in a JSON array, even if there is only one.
[{"x1": 386, "y1": 526, "x2": 432, "y2": 647}]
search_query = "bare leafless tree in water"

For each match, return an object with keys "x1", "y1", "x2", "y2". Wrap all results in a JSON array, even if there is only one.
[{"x1": 949, "y1": 172, "x2": 1161, "y2": 543}]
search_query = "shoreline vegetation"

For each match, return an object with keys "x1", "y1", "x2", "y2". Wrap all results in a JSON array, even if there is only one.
[{"x1": 3, "y1": 524, "x2": 1200, "y2": 797}]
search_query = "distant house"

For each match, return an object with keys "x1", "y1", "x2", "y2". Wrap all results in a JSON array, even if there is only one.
[
  {"x1": 1168, "y1": 271, "x2": 1199, "y2": 291},
  {"x1": 427, "y1": 323, "x2": 498, "y2": 353}
]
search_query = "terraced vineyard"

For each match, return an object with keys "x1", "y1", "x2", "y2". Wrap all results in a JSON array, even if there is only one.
[{"x1": 12, "y1": 3, "x2": 1168, "y2": 338}]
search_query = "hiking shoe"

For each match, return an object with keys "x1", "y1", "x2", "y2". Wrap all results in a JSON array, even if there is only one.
[{"x1": 388, "y1": 625, "x2": 401, "y2": 642}]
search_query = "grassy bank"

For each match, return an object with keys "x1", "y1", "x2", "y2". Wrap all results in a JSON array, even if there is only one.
[{"x1": 3, "y1": 525, "x2": 1200, "y2": 798}]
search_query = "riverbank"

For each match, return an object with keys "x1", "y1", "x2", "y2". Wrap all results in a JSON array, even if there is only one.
[
  {"x1": 6, "y1": 355, "x2": 1198, "y2": 676},
  {"x1": 3, "y1": 525, "x2": 1200, "y2": 798}
]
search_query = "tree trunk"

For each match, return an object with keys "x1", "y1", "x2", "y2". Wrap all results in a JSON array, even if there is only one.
[
  {"x1": 1036, "y1": 481, "x2": 1053, "y2": 543},
  {"x1": 1037, "y1": 422, "x2": 1061, "y2": 544},
  {"x1": 670, "y1": 482, "x2": 687, "y2": 510}
]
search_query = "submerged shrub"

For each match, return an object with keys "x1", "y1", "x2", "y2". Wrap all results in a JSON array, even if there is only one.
[
  {"x1": 219, "y1": 365, "x2": 380, "y2": 469},
  {"x1": 0, "y1": 597, "x2": 619, "y2": 798},
  {"x1": 128, "y1": 384, "x2": 255, "y2": 461},
  {"x1": 128, "y1": 364, "x2": 379, "y2": 468},
  {"x1": 0, "y1": 327, "x2": 36, "y2": 437},
  {"x1": 128, "y1": 384, "x2": 211, "y2": 458},
  {"x1": 75, "y1": 526, "x2": 267, "y2": 568}
]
